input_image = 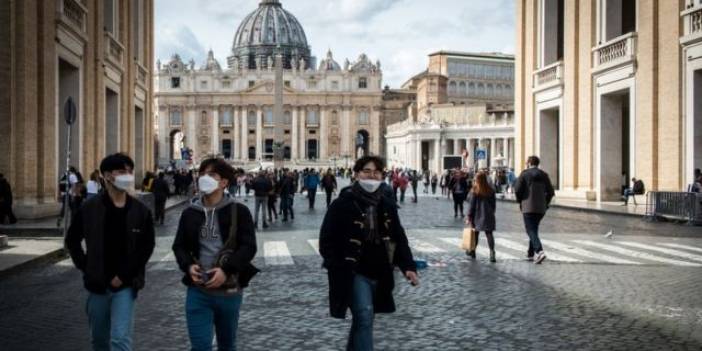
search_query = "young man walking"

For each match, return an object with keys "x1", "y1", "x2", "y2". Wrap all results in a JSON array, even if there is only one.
[
  {"x1": 305, "y1": 169, "x2": 321, "y2": 209},
  {"x1": 65, "y1": 153, "x2": 155, "y2": 351},
  {"x1": 322, "y1": 169, "x2": 338, "y2": 208},
  {"x1": 172, "y1": 158, "x2": 258, "y2": 351},
  {"x1": 152, "y1": 172, "x2": 170, "y2": 225},
  {"x1": 320, "y1": 156, "x2": 419, "y2": 351},
  {"x1": 251, "y1": 171, "x2": 272, "y2": 229},
  {"x1": 514, "y1": 156, "x2": 555, "y2": 264}
]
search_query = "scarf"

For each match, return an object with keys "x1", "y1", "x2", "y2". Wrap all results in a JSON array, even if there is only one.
[{"x1": 351, "y1": 181, "x2": 383, "y2": 242}]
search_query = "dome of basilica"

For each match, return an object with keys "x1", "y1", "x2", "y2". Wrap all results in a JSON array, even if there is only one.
[{"x1": 228, "y1": 0, "x2": 312, "y2": 70}]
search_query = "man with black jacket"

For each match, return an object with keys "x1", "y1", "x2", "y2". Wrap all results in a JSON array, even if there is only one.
[
  {"x1": 321, "y1": 169, "x2": 338, "y2": 207},
  {"x1": 65, "y1": 153, "x2": 155, "y2": 350},
  {"x1": 279, "y1": 171, "x2": 296, "y2": 221},
  {"x1": 151, "y1": 172, "x2": 170, "y2": 225},
  {"x1": 251, "y1": 171, "x2": 273, "y2": 229},
  {"x1": 0, "y1": 173, "x2": 17, "y2": 224},
  {"x1": 514, "y1": 155, "x2": 555, "y2": 264},
  {"x1": 172, "y1": 158, "x2": 258, "y2": 351},
  {"x1": 320, "y1": 156, "x2": 419, "y2": 350}
]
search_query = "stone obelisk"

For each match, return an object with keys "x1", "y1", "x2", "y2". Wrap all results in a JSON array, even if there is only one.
[{"x1": 273, "y1": 51, "x2": 285, "y2": 169}]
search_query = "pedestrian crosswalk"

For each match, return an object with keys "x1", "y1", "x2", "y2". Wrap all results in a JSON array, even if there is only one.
[{"x1": 137, "y1": 233, "x2": 702, "y2": 270}]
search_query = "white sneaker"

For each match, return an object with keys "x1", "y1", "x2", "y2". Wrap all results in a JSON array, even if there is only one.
[{"x1": 534, "y1": 251, "x2": 546, "y2": 264}]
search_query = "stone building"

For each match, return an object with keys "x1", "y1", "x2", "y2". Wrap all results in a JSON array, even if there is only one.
[
  {"x1": 0, "y1": 0, "x2": 155, "y2": 218},
  {"x1": 154, "y1": 0, "x2": 383, "y2": 169},
  {"x1": 384, "y1": 51, "x2": 515, "y2": 173},
  {"x1": 515, "y1": 0, "x2": 701, "y2": 202}
]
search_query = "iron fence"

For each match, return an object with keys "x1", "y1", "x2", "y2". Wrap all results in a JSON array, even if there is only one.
[{"x1": 645, "y1": 191, "x2": 702, "y2": 225}]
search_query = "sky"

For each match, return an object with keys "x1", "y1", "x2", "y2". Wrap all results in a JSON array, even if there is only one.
[{"x1": 155, "y1": 0, "x2": 516, "y2": 88}]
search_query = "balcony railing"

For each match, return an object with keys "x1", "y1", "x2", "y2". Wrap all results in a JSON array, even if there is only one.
[
  {"x1": 592, "y1": 33, "x2": 637, "y2": 72},
  {"x1": 532, "y1": 61, "x2": 563, "y2": 92},
  {"x1": 681, "y1": 5, "x2": 702, "y2": 45},
  {"x1": 57, "y1": 0, "x2": 88, "y2": 35},
  {"x1": 104, "y1": 32, "x2": 124, "y2": 67}
]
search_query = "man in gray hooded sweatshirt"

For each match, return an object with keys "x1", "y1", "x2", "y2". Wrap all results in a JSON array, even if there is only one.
[{"x1": 173, "y1": 158, "x2": 258, "y2": 351}]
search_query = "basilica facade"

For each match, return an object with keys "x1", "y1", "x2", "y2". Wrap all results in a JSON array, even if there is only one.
[{"x1": 155, "y1": 0, "x2": 383, "y2": 168}]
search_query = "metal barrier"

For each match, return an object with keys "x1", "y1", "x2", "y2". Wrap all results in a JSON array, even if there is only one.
[{"x1": 645, "y1": 191, "x2": 702, "y2": 225}]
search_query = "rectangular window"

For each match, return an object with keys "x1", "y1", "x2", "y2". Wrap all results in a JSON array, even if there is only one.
[
  {"x1": 220, "y1": 109, "x2": 233, "y2": 126},
  {"x1": 201, "y1": 81, "x2": 208, "y2": 89},
  {"x1": 306, "y1": 110, "x2": 319, "y2": 125},
  {"x1": 284, "y1": 80, "x2": 291, "y2": 87},
  {"x1": 265, "y1": 139, "x2": 274, "y2": 154},
  {"x1": 284, "y1": 130, "x2": 290, "y2": 135},
  {"x1": 264, "y1": 108, "x2": 274, "y2": 125},
  {"x1": 171, "y1": 77, "x2": 180, "y2": 88},
  {"x1": 249, "y1": 129, "x2": 255, "y2": 135},
  {"x1": 332, "y1": 81, "x2": 339, "y2": 90},
  {"x1": 308, "y1": 80, "x2": 317, "y2": 89},
  {"x1": 131, "y1": 0, "x2": 144, "y2": 63},
  {"x1": 309, "y1": 130, "x2": 316, "y2": 135},
  {"x1": 358, "y1": 110, "x2": 370, "y2": 125},
  {"x1": 169, "y1": 110, "x2": 182, "y2": 126},
  {"x1": 104, "y1": 0, "x2": 118, "y2": 36},
  {"x1": 222, "y1": 80, "x2": 231, "y2": 88},
  {"x1": 358, "y1": 77, "x2": 368, "y2": 89},
  {"x1": 541, "y1": 0, "x2": 564, "y2": 66},
  {"x1": 249, "y1": 80, "x2": 255, "y2": 88}
]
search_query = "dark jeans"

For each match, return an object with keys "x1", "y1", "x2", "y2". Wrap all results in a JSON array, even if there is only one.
[
  {"x1": 308, "y1": 188, "x2": 317, "y2": 209},
  {"x1": 0, "y1": 201, "x2": 17, "y2": 224},
  {"x1": 154, "y1": 199, "x2": 166, "y2": 224},
  {"x1": 267, "y1": 196, "x2": 277, "y2": 221},
  {"x1": 186, "y1": 287, "x2": 243, "y2": 351},
  {"x1": 325, "y1": 189, "x2": 334, "y2": 207},
  {"x1": 400, "y1": 188, "x2": 406, "y2": 203},
  {"x1": 453, "y1": 193, "x2": 466, "y2": 216},
  {"x1": 281, "y1": 194, "x2": 294, "y2": 220},
  {"x1": 523, "y1": 213, "x2": 545, "y2": 255},
  {"x1": 431, "y1": 183, "x2": 437, "y2": 194},
  {"x1": 346, "y1": 275, "x2": 376, "y2": 351},
  {"x1": 411, "y1": 185, "x2": 418, "y2": 202},
  {"x1": 623, "y1": 189, "x2": 637, "y2": 205}
]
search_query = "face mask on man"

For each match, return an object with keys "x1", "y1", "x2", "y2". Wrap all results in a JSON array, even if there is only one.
[
  {"x1": 198, "y1": 175, "x2": 220, "y2": 195},
  {"x1": 358, "y1": 179, "x2": 382, "y2": 193},
  {"x1": 110, "y1": 174, "x2": 135, "y2": 193}
]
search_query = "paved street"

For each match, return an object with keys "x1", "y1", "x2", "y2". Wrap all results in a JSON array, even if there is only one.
[{"x1": 1, "y1": 182, "x2": 702, "y2": 350}]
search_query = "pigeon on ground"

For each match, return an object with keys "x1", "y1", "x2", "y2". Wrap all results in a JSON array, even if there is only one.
[{"x1": 604, "y1": 230, "x2": 614, "y2": 239}]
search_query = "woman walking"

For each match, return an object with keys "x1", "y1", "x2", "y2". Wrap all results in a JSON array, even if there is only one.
[
  {"x1": 430, "y1": 173, "x2": 438, "y2": 195},
  {"x1": 466, "y1": 171, "x2": 497, "y2": 262}
]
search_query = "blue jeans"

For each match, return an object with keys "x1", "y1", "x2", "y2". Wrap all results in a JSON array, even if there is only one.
[
  {"x1": 186, "y1": 287, "x2": 243, "y2": 351},
  {"x1": 346, "y1": 275, "x2": 377, "y2": 351},
  {"x1": 623, "y1": 188, "x2": 637, "y2": 205},
  {"x1": 523, "y1": 213, "x2": 545, "y2": 255},
  {"x1": 86, "y1": 288, "x2": 136, "y2": 351}
]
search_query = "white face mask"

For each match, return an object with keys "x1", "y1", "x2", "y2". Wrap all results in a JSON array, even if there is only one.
[
  {"x1": 111, "y1": 174, "x2": 135, "y2": 193},
  {"x1": 198, "y1": 175, "x2": 220, "y2": 195},
  {"x1": 358, "y1": 179, "x2": 382, "y2": 193}
]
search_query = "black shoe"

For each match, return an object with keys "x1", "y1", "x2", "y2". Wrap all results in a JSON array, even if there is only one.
[
  {"x1": 282, "y1": 218, "x2": 288, "y2": 222},
  {"x1": 466, "y1": 250, "x2": 476, "y2": 259},
  {"x1": 263, "y1": 223, "x2": 269, "y2": 229}
]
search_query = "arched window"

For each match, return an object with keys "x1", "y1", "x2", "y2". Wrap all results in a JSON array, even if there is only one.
[
  {"x1": 477, "y1": 83, "x2": 484, "y2": 97},
  {"x1": 201, "y1": 111, "x2": 208, "y2": 125},
  {"x1": 331, "y1": 110, "x2": 338, "y2": 125},
  {"x1": 284, "y1": 110, "x2": 292, "y2": 124},
  {"x1": 468, "y1": 82, "x2": 476, "y2": 97},
  {"x1": 458, "y1": 82, "x2": 466, "y2": 96},
  {"x1": 449, "y1": 81, "x2": 457, "y2": 95},
  {"x1": 487, "y1": 84, "x2": 494, "y2": 97},
  {"x1": 496, "y1": 84, "x2": 504, "y2": 98}
]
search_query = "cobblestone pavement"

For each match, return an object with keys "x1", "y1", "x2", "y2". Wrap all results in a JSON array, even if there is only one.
[{"x1": 1, "y1": 180, "x2": 701, "y2": 350}]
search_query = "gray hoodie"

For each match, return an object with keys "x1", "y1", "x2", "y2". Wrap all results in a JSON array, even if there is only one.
[{"x1": 189, "y1": 193, "x2": 236, "y2": 272}]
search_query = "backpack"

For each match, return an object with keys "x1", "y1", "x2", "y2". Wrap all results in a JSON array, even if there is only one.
[{"x1": 633, "y1": 180, "x2": 645, "y2": 195}]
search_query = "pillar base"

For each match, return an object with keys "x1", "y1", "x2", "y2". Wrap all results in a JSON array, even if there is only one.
[{"x1": 13, "y1": 202, "x2": 61, "y2": 220}]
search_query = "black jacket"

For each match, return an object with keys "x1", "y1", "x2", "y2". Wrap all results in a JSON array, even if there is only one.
[
  {"x1": 319, "y1": 187, "x2": 416, "y2": 319},
  {"x1": 252, "y1": 176, "x2": 272, "y2": 197},
  {"x1": 514, "y1": 167, "x2": 555, "y2": 214},
  {"x1": 65, "y1": 193, "x2": 155, "y2": 295},
  {"x1": 172, "y1": 201, "x2": 259, "y2": 288},
  {"x1": 152, "y1": 178, "x2": 170, "y2": 202}
]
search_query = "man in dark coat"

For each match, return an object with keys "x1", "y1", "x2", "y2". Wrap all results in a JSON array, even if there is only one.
[
  {"x1": 151, "y1": 172, "x2": 170, "y2": 225},
  {"x1": 514, "y1": 155, "x2": 555, "y2": 264},
  {"x1": 321, "y1": 169, "x2": 338, "y2": 207},
  {"x1": 320, "y1": 156, "x2": 419, "y2": 351}
]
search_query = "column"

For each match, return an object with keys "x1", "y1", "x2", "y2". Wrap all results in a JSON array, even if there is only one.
[
  {"x1": 453, "y1": 139, "x2": 460, "y2": 155},
  {"x1": 341, "y1": 107, "x2": 351, "y2": 156},
  {"x1": 187, "y1": 107, "x2": 197, "y2": 158},
  {"x1": 233, "y1": 107, "x2": 240, "y2": 160},
  {"x1": 240, "y1": 108, "x2": 248, "y2": 161},
  {"x1": 371, "y1": 107, "x2": 381, "y2": 155},
  {"x1": 502, "y1": 137, "x2": 508, "y2": 158},
  {"x1": 319, "y1": 107, "x2": 328, "y2": 160},
  {"x1": 256, "y1": 106, "x2": 263, "y2": 161},
  {"x1": 434, "y1": 138, "x2": 441, "y2": 174},
  {"x1": 212, "y1": 106, "x2": 219, "y2": 155},
  {"x1": 299, "y1": 107, "x2": 307, "y2": 160},
  {"x1": 416, "y1": 138, "x2": 422, "y2": 170},
  {"x1": 490, "y1": 138, "x2": 496, "y2": 168},
  {"x1": 291, "y1": 107, "x2": 299, "y2": 160}
]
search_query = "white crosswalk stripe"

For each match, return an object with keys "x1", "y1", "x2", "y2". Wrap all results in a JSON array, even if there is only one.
[
  {"x1": 616, "y1": 241, "x2": 702, "y2": 263},
  {"x1": 439, "y1": 237, "x2": 520, "y2": 260},
  {"x1": 409, "y1": 239, "x2": 446, "y2": 253},
  {"x1": 307, "y1": 239, "x2": 320, "y2": 255},
  {"x1": 263, "y1": 241, "x2": 294, "y2": 265},
  {"x1": 573, "y1": 240, "x2": 702, "y2": 267},
  {"x1": 659, "y1": 242, "x2": 702, "y2": 254},
  {"x1": 494, "y1": 238, "x2": 582, "y2": 262},
  {"x1": 540, "y1": 239, "x2": 641, "y2": 265}
]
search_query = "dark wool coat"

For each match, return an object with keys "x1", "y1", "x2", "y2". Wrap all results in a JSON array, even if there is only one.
[
  {"x1": 319, "y1": 187, "x2": 417, "y2": 319},
  {"x1": 467, "y1": 191, "x2": 497, "y2": 232}
]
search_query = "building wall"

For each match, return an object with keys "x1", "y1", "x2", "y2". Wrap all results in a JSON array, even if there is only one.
[
  {"x1": 516, "y1": 0, "x2": 689, "y2": 201},
  {"x1": 0, "y1": 0, "x2": 154, "y2": 218}
]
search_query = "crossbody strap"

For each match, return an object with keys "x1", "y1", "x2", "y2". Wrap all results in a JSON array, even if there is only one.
[{"x1": 224, "y1": 203, "x2": 238, "y2": 250}]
